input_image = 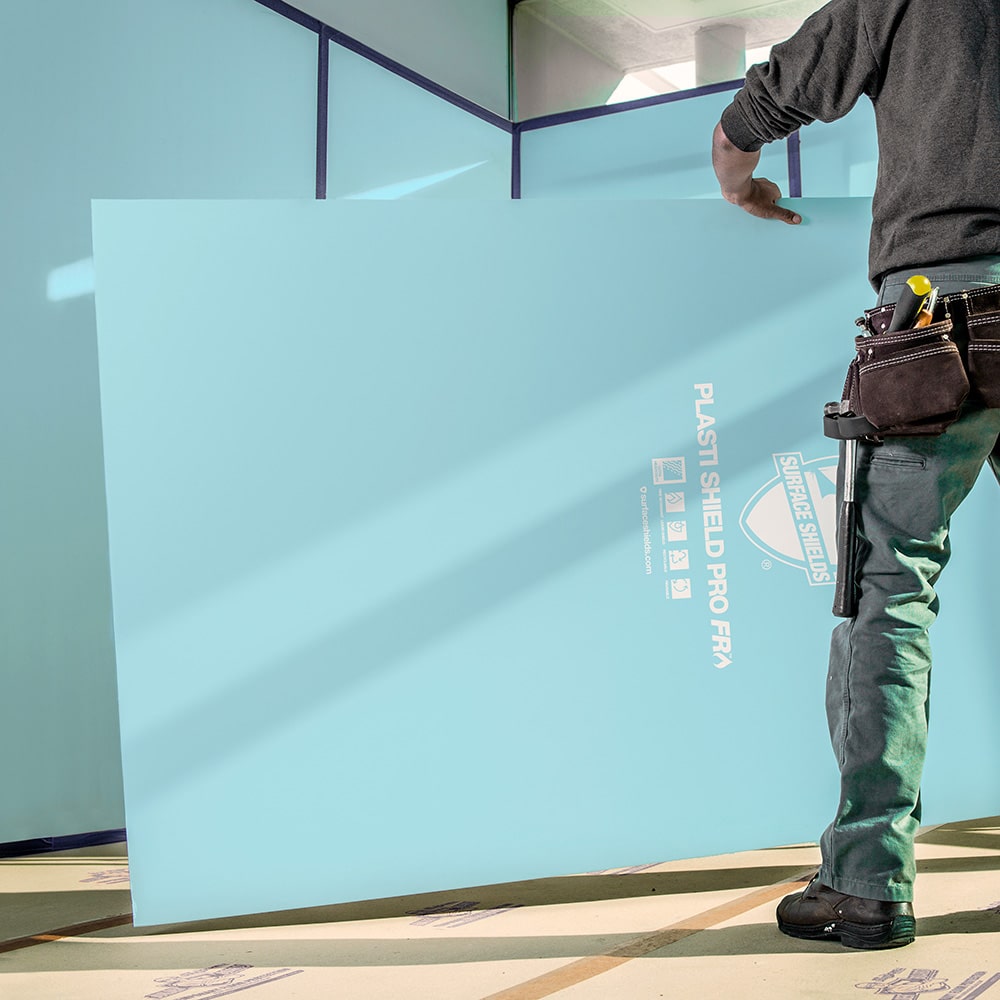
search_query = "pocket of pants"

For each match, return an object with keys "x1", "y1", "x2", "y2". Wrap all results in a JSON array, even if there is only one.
[
  {"x1": 868, "y1": 452, "x2": 926, "y2": 472},
  {"x1": 966, "y1": 312, "x2": 1000, "y2": 407}
]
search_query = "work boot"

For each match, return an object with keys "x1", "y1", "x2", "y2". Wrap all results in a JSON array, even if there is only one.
[{"x1": 776, "y1": 879, "x2": 915, "y2": 949}]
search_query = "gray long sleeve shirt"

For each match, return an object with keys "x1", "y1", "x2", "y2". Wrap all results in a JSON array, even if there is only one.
[{"x1": 720, "y1": 0, "x2": 1000, "y2": 287}]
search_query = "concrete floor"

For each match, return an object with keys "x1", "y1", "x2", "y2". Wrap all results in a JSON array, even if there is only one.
[{"x1": 2, "y1": 816, "x2": 999, "y2": 999}]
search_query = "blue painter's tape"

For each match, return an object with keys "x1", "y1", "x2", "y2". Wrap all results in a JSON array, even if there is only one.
[
  {"x1": 512, "y1": 126, "x2": 522, "y2": 199},
  {"x1": 788, "y1": 130, "x2": 803, "y2": 197}
]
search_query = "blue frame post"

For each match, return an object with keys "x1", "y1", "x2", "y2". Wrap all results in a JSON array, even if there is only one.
[{"x1": 316, "y1": 26, "x2": 330, "y2": 200}]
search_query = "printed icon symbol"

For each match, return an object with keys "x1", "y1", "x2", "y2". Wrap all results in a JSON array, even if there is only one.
[
  {"x1": 663, "y1": 491, "x2": 686, "y2": 513},
  {"x1": 652, "y1": 457, "x2": 686, "y2": 486},
  {"x1": 669, "y1": 549, "x2": 690, "y2": 571},
  {"x1": 669, "y1": 578, "x2": 692, "y2": 600},
  {"x1": 666, "y1": 521, "x2": 687, "y2": 542}
]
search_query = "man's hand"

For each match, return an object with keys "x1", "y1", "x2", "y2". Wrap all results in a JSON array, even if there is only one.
[
  {"x1": 724, "y1": 176, "x2": 802, "y2": 224},
  {"x1": 712, "y1": 122, "x2": 801, "y2": 226}
]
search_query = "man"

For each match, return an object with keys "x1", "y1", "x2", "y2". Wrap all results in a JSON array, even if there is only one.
[{"x1": 713, "y1": 0, "x2": 1000, "y2": 950}]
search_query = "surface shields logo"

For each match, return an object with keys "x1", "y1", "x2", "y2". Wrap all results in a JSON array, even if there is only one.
[
  {"x1": 856, "y1": 968, "x2": 1000, "y2": 999},
  {"x1": 739, "y1": 452, "x2": 838, "y2": 586},
  {"x1": 146, "y1": 965, "x2": 304, "y2": 999}
]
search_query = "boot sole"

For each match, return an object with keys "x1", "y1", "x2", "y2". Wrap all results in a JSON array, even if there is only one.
[{"x1": 777, "y1": 913, "x2": 916, "y2": 950}]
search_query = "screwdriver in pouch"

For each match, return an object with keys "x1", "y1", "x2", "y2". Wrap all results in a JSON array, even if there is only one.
[
  {"x1": 914, "y1": 286, "x2": 940, "y2": 328},
  {"x1": 886, "y1": 274, "x2": 932, "y2": 332}
]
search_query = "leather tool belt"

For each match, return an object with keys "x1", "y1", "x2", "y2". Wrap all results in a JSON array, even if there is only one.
[{"x1": 824, "y1": 281, "x2": 1000, "y2": 440}]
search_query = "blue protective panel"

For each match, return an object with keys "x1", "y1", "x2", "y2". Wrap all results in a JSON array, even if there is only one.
[
  {"x1": 328, "y1": 44, "x2": 511, "y2": 200},
  {"x1": 309, "y1": 0, "x2": 509, "y2": 117},
  {"x1": 799, "y1": 102, "x2": 879, "y2": 197},
  {"x1": 92, "y1": 198, "x2": 1000, "y2": 925},
  {"x1": 0, "y1": 0, "x2": 316, "y2": 844},
  {"x1": 520, "y1": 93, "x2": 790, "y2": 200}
]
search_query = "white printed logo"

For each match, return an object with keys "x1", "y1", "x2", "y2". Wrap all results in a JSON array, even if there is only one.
[
  {"x1": 739, "y1": 453, "x2": 838, "y2": 586},
  {"x1": 146, "y1": 965, "x2": 303, "y2": 999},
  {"x1": 855, "y1": 967, "x2": 1000, "y2": 998}
]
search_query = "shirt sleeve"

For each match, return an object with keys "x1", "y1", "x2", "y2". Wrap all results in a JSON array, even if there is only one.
[{"x1": 720, "y1": 0, "x2": 879, "y2": 152}]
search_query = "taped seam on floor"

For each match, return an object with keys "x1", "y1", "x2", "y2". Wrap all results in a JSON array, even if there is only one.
[
  {"x1": 0, "y1": 913, "x2": 133, "y2": 954},
  {"x1": 478, "y1": 869, "x2": 816, "y2": 1000}
]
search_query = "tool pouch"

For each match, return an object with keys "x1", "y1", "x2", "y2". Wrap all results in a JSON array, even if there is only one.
[
  {"x1": 846, "y1": 315, "x2": 969, "y2": 436},
  {"x1": 828, "y1": 283, "x2": 1000, "y2": 439}
]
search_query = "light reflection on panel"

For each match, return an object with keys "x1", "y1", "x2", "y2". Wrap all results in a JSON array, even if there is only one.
[
  {"x1": 46, "y1": 257, "x2": 96, "y2": 302},
  {"x1": 327, "y1": 43, "x2": 511, "y2": 200}
]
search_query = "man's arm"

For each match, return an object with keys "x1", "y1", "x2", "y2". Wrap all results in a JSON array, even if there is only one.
[{"x1": 712, "y1": 122, "x2": 801, "y2": 225}]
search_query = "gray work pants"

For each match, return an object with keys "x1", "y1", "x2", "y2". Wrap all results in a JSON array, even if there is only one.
[{"x1": 817, "y1": 255, "x2": 1000, "y2": 902}]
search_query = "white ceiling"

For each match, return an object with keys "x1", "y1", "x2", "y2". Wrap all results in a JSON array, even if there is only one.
[{"x1": 516, "y1": 0, "x2": 827, "y2": 72}]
